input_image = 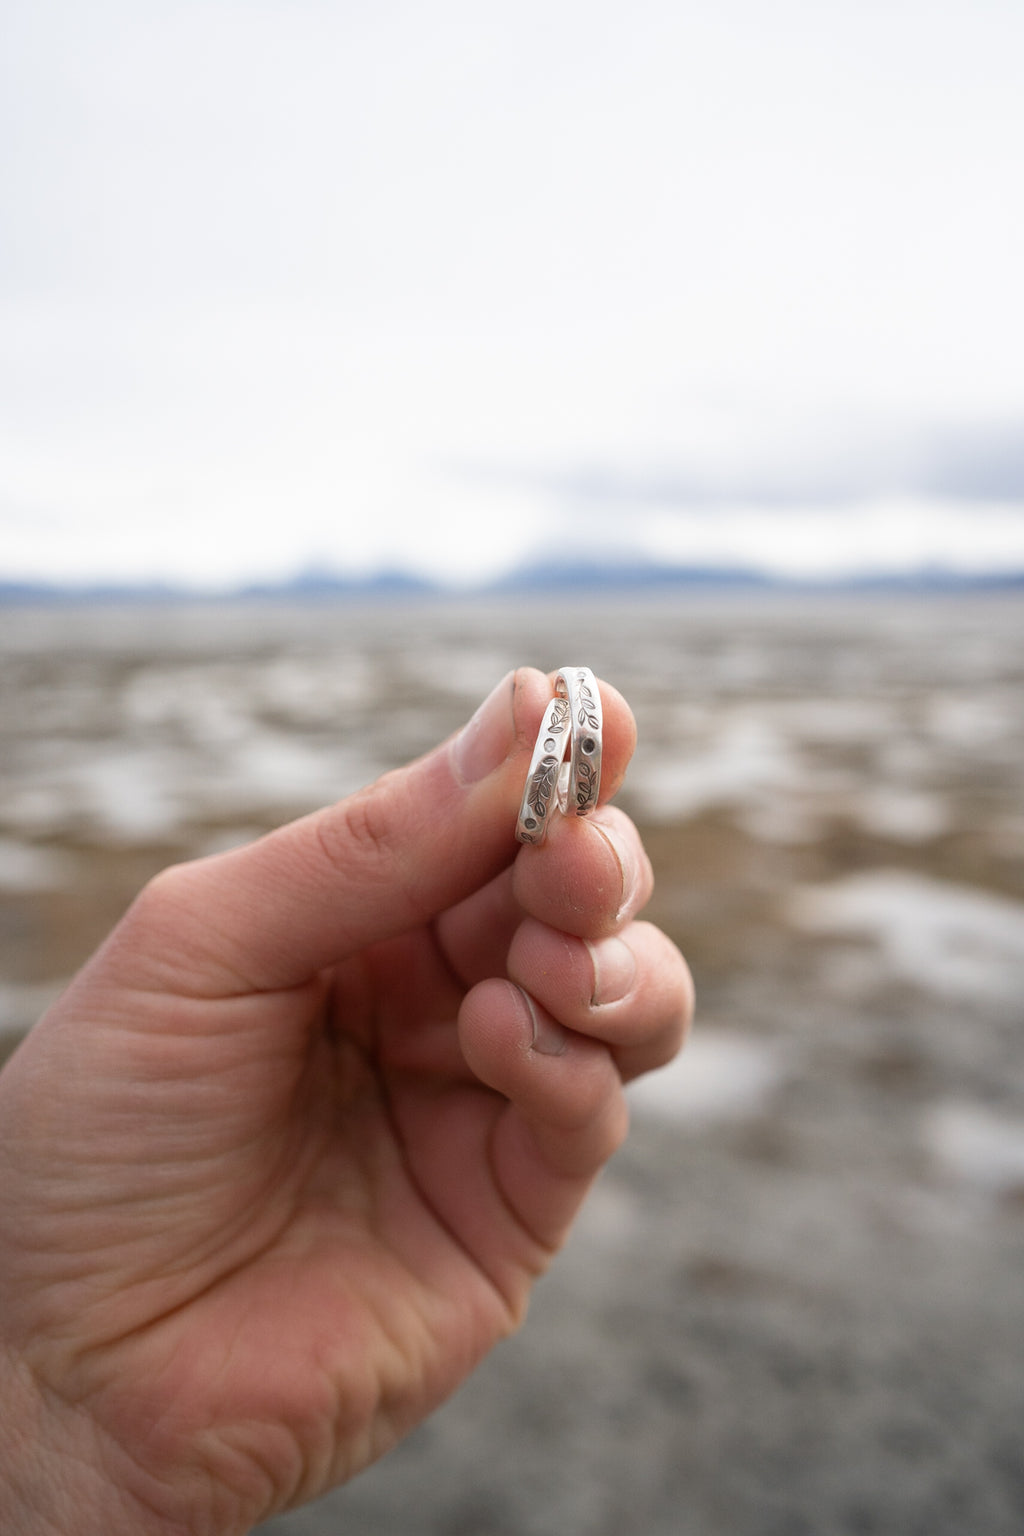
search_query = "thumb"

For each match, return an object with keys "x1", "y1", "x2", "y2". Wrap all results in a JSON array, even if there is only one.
[{"x1": 97, "y1": 668, "x2": 636, "y2": 996}]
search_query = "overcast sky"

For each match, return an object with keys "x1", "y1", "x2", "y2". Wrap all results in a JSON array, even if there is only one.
[{"x1": 2, "y1": 0, "x2": 1023, "y2": 587}]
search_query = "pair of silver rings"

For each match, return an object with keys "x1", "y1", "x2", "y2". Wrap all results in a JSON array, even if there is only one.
[{"x1": 515, "y1": 666, "x2": 603, "y2": 845}]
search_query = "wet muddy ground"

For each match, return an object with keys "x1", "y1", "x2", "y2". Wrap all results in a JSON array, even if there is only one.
[{"x1": 2, "y1": 592, "x2": 1022, "y2": 1534}]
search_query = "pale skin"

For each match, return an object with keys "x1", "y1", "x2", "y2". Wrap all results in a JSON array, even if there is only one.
[{"x1": 0, "y1": 668, "x2": 693, "y2": 1535}]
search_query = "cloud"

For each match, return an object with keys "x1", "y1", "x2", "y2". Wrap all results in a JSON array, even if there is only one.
[
  {"x1": 3, "y1": 2, "x2": 1024, "y2": 588},
  {"x1": 921, "y1": 423, "x2": 1024, "y2": 503},
  {"x1": 463, "y1": 415, "x2": 1024, "y2": 512}
]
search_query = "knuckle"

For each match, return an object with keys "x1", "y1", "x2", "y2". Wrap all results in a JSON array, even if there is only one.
[
  {"x1": 312, "y1": 774, "x2": 413, "y2": 909},
  {"x1": 318, "y1": 783, "x2": 393, "y2": 867},
  {"x1": 128, "y1": 859, "x2": 192, "y2": 930}
]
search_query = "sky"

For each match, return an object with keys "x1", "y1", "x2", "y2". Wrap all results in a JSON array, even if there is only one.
[{"x1": 1, "y1": 0, "x2": 1023, "y2": 589}]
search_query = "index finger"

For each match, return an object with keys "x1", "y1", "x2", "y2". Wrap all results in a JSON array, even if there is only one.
[{"x1": 100, "y1": 670, "x2": 638, "y2": 997}]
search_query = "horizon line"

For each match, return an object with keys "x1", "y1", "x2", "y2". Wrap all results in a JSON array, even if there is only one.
[{"x1": 3, "y1": 558, "x2": 1024, "y2": 604}]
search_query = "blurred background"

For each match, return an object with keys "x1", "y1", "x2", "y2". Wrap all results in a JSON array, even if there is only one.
[{"x1": 2, "y1": 3, "x2": 1023, "y2": 1532}]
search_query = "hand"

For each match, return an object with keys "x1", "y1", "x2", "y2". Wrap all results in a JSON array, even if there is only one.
[{"x1": 0, "y1": 669, "x2": 693, "y2": 1536}]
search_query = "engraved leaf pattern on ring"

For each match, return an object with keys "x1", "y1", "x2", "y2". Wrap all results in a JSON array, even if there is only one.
[
  {"x1": 575, "y1": 677, "x2": 600, "y2": 731},
  {"x1": 528, "y1": 754, "x2": 559, "y2": 820},
  {"x1": 575, "y1": 757, "x2": 597, "y2": 812}
]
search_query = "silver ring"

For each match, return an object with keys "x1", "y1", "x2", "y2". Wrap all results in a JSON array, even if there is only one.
[
  {"x1": 556, "y1": 665, "x2": 603, "y2": 818},
  {"x1": 515, "y1": 666, "x2": 603, "y2": 845}
]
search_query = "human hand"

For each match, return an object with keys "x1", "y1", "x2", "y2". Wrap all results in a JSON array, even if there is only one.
[{"x1": 0, "y1": 669, "x2": 692, "y2": 1536}]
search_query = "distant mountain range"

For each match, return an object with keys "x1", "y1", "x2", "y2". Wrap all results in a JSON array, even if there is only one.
[{"x1": 2, "y1": 559, "x2": 1024, "y2": 604}]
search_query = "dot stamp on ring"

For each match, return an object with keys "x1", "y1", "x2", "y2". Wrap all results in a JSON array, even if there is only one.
[{"x1": 516, "y1": 666, "x2": 603, "y2": 845}]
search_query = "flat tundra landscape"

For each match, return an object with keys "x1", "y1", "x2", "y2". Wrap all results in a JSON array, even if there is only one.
[{"x1": 2, "y1": 592, "x2": 1023, "y2": 1535}]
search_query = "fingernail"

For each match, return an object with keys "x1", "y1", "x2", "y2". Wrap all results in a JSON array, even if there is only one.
[
  {"x1": 518, "y1": 987, "x2": 568, "y2": 1057},
  {"x1": 594, "y1": 818, "x2": 642, "y2": 923},
  {"x1": 451, "y1": 672, "x2": 516, "y2": 785},
  {"x1": 587, "y1": 935, "x2": 637, "y2": 1006}
]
